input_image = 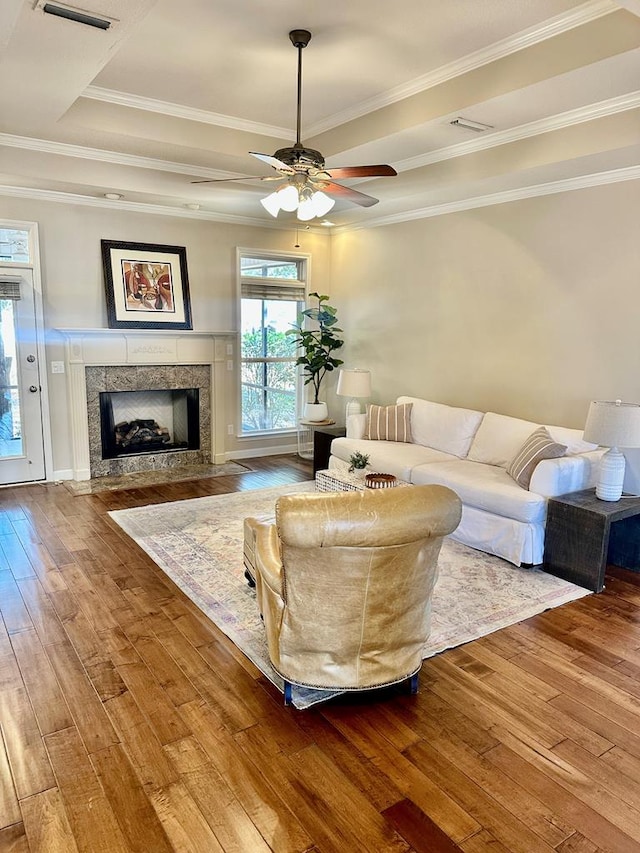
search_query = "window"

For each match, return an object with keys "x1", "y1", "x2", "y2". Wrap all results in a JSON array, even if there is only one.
[{"x1": 239, "y1": 253, "x2": 306, "y2": 434}]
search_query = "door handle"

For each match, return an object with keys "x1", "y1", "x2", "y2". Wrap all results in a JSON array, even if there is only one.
[{"x1": 29, "y1": 385, "x2": 39, "y2": 393}]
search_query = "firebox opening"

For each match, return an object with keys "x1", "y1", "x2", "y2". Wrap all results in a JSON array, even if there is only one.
[{"x1": 99, "y1": 388, "x2": 200, "y2": 459}]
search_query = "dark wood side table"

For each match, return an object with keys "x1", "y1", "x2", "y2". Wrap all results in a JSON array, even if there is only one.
[
  {"x1": 312, "y1": 425, "x2": 346, "y2": 474},
  {"x1": 543, "y1": 489, "x2": 640, "y2": 592}
]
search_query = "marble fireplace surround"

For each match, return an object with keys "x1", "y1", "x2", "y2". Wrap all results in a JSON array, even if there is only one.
[{"x1": 60, "y1": 330, "x2": 233, "y2": 481}]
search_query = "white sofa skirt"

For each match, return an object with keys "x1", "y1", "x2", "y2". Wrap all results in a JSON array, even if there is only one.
[
  {"x1": 451, "y1": 504, "x2": 545, "y2": 567},
  {"x1": 328, "y1": 455, "x2": 544, "y2": 565}
]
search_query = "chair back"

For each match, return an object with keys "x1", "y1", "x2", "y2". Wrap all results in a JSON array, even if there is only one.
[{"x1": 271, "y1": 484, "x2": 461, "y2": 689}]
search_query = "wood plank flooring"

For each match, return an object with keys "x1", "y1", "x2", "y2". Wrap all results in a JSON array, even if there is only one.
[{"x1": 1, "y1": 454, "x2": 640, "y2": 852}]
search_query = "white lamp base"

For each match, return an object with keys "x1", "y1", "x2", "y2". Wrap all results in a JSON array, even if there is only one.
[
  {"x1": 595, "y1": 446, "x2": 626, "y2": 501},
  {"x1": 345, "y1": 398, "x2": 362, "y2": 423}
]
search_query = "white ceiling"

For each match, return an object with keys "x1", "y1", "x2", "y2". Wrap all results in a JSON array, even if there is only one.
[{"x1": 1, "y1": 0, "x2": 639, "y2": 231}]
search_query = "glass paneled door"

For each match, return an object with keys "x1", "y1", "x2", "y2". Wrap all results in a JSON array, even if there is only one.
[{"x1": 0, "y1": 268, "x2": 45, "y2": 483}]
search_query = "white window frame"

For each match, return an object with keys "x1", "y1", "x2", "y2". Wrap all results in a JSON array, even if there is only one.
[{"x1": 236, "y1": 248, "x2": 311, "y2": 437}]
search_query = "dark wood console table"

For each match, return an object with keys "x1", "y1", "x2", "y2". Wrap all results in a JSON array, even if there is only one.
[{"x1": 543, "y1": 489, "x2": 640, "y2": 592}]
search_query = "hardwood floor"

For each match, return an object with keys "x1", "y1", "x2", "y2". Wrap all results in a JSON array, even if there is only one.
[{"x1": 1, "y1": 454, "x2": 640, "y2": 852}]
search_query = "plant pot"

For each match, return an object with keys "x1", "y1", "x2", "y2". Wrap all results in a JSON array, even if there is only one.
[{"x1": 304, "y1": 402, "x2": 329, "y2": 422}]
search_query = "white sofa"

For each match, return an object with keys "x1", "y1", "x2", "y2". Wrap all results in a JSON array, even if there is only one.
[{"x1": 329, "y1": 396, "x2": 604, "y2": 566}]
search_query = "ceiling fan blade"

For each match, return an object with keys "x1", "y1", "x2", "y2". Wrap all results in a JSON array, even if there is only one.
[
  {"x1": 325, "y1": 165, "x2": 397, "y2": 179},
  {"x1": 322, "y1": 182, "x2": 379, "y2": 208},
  {"x1": 249, "y1": 152, "x2": 295, "y2": 174}
]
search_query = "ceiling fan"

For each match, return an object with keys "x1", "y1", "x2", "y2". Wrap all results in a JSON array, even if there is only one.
[{"x1": 192, "y1": 29, "x2": 397, "y2": 219}]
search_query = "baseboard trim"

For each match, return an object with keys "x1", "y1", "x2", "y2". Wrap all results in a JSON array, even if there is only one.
[{"x1": 227, "y1": 443, "x2": 298, "y2": 461}]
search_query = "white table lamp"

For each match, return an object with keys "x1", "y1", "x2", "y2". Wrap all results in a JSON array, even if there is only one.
[
  {"x1": 583, "y1": 400, "x2": 640, "y2": 501},
  {"x1": 336, "y1": 369, "x2": 371, "y2": 421}
]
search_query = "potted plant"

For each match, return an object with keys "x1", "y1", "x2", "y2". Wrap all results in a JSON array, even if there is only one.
[
  {"x1": 348, "y1": 451, "x2": 370, "y2": 477},
  {"x1": 287, "y1": 292, "x2": 344, "y2": 421}
]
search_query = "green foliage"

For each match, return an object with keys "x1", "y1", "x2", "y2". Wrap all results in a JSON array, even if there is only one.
[
  {"x1": 286, "y1": 292, "x2": 344, "y2": 404},
  {"x1": 241, "y1": 326, "x2": 297, "y2": 431},
  {"x1": 348, "y1": 451, "x2": 370, "y2": 472}
]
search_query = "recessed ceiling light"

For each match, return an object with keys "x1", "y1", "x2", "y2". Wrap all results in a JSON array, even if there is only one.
[
  {"x1": 103, "y1": 192, "x2": 123, "y2": 200},
  {"x1": 185, "y1": 203, "x2": 201, "y2": 210},
  {"x1": 450, "y1": 117, "x2": 493, "y2": 132}
]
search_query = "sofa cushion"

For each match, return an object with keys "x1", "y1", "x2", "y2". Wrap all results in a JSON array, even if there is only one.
[
  {"x1": 467, "y1": 412, "x2": 541, "y2": 468},
  {"x1": 397, "y1": 396, "x2": 484, "y2": 457},
  {"x1": 545, "y1": 425, "x2": 598, "y2": 456},
  {"x1": 364, "y1": 403, "x2": 412, "y2": 442},
  {"x1": 410, "y1": 460, "x2": 547, "y2": 524},
  {"x1": 330, "y1": 437, "x2": 455, "y2": 482},
  {"x1": 507, "y1": 427, "x2": 567, "y2": 489}
]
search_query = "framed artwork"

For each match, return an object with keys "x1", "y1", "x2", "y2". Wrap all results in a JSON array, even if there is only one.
[{"x1": 101, "y1": 240, "x2": 192, "y2": 330}]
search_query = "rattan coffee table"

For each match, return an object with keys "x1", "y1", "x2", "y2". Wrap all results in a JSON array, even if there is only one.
[{"x1": 315, "y1": 468, "x2": 409, "y2": 492}]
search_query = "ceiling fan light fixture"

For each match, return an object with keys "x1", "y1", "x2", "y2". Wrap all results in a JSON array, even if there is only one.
[
  {"x1": 310, "y1": 191, "x2": 335, "y2": 217},
  {"x1": 278, "y1": 184, "x2": 299, "y2": 212},
  {"x1": 296, "y1": 190, "x2": 335, "y2": 221},
  {"x1": 260, "y1": 191, "x2": 282, "y2": 217}
]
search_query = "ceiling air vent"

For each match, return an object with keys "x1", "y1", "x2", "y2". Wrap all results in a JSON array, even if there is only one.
[
  {"x1": 450, "y1": 117, "x2": 493, "y2": 133},
  {"x1": 40, "y1": 2, "x2": 112, "y2": 30}
]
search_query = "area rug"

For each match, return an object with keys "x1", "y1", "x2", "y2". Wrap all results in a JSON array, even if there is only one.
[
  {"x1": 108, "y1": 482, "x2": 591, "y2": 709},
  {"x1": 65, "y1": 460, "x2": 252, "y2": 495}
]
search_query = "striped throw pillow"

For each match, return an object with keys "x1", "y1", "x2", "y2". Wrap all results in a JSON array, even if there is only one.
[
  {"x1": 364, "y1": 403, "x2": 413, "y2": 443},
  {"x1": 507, "y1": 426, "x2": 566, "y2": 489}
]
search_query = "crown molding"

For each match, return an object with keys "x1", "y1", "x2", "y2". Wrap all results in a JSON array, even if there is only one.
[
  {"x1": 82, "y1": 86, "x2": 290, "y2": 139},
  {"x1": 0, "y1": 184, "x2": 299, "y2": 229},
  {"x1": 2, "y1": 163, "x2": 638, "y2": 236},
  {"x1": 306, "y1": 0, "x2": 619, "y2": 135},
  {"x1": 0, "y1": 132, "x2": 251, "y2": 181},
  {"x1": 331, "y1": 164, "x2": 640, "y2": 233},
  {"x1": 395, "y1": 90, "x2": 640, "y2": 172}
]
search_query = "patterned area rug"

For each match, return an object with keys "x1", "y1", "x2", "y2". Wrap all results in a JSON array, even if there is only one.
[{"x1": 108, "y1": 482, "x2": 591, "y2": 709}]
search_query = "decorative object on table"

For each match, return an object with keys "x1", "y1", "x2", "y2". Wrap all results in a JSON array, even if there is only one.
[
  {"x1": 365, "y1": 472, "x2": 397, "y2": 489},
  {"x1": 101, "y1": 240, "x2": 192, "y2": 330},
  {"x1": 583, "y1": 399, "x2": 640, "y2": 501},
  {"x1": 336, "y1": 368, "x2": 372, "y2": 421},
  {"x1": 348, "y1": 451, "x2": 370, "y2": 474},
  {"x1": 287, "y1": 292, "x2": 343, "y2": 422}
]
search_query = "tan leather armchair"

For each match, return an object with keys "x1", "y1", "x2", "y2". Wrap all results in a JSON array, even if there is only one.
[{"x1": 245, "y1": 484, "x2": 461, "y2": 704}]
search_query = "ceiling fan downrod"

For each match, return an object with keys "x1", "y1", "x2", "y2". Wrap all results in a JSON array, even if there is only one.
[{"x1": 289, "y1": 30, "x2": 311, "y2": 148}]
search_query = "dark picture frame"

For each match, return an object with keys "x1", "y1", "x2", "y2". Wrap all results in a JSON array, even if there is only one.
[{"x1": 101, "y1": 240, "x2": 192, "y2": 330}]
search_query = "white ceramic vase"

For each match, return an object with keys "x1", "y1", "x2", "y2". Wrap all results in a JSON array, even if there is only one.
[{"x1": 304, "y1": 402, "x2": 328, "y2": 422}]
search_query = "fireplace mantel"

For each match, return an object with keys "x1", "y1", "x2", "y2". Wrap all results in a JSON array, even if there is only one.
[{"x1": 59, "y1": 328, "x2": 235, "y2": 480}]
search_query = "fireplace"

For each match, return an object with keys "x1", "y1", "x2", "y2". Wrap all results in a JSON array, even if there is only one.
[
  {"x1": 85, "y1": 364, "x2": 212, "y2": 478},
  {"x1": 59, "y1": 330, "x2": 233, "y2": 482},
  {"x1": 99, "y1": 388, "x2": 200, "y2": 459}
]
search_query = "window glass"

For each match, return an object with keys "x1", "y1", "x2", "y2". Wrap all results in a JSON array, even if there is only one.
[
  {"x1": 0, "y1": 229, "x2": 30, "y2": 263},
  {"x1": 239, "y1": 253, "x2": 305, "y2": 435}
]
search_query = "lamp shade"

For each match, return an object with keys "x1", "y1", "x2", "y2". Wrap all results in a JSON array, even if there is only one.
[
  {"x1": 336, "y1": 369, "x2": 372, "y2": 399},
  {"x1": 583, "y1": 400, "x2": 640, "y2": 447}
]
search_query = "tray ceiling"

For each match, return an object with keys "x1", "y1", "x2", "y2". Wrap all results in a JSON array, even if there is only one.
[{"x1": 1, "y1": 0, "x2": 639, "y2": 231}]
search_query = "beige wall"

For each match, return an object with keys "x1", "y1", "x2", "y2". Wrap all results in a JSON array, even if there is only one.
[
  {"x1": 330, "y1": 180, "x2": 640, "y2": 429},
  {"x1": 0, "y1": 197, "x2": 331, "y2": 475},
  {"x1": 3, "y1": 177, "x2": 639, "y2": 479}
]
